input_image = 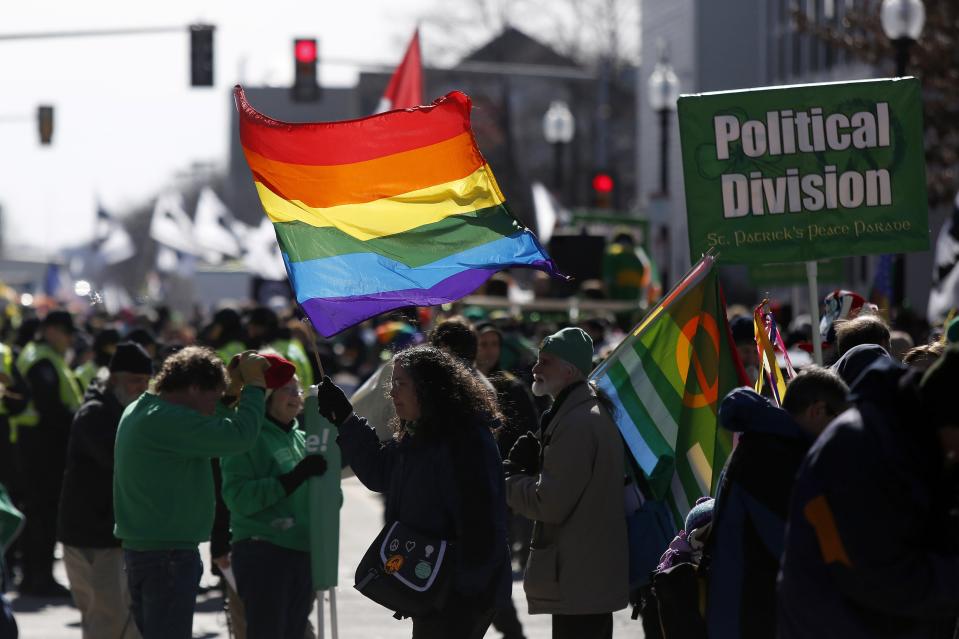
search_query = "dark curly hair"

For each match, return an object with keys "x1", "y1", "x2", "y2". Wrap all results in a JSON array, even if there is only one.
[
  {"x1": 390, "y1": 345, "x2": 501, "y2": 440},
  {"x1": 154, "y1": 346, "x2": 228, "y2": 394},
  {"x1": 427, "y1": 316, "x2": 477, "y2": 364}
]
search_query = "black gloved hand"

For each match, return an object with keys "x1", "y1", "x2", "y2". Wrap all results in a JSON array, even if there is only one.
[
  {"x1": 502, "y1": 460, "x2": 530, "y2": 479},
  {"x1": 316, "y1": 375, "x2": 353, "y2": 427},
  {"x1": 278, "y1": 454, "x2": 328, "y2": 495},
  {"x1": 506, "y1": 431, "x2": 541, "y2": 475}
]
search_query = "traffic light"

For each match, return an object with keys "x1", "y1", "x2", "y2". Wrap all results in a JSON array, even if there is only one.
[
  {"x1": 292, "y1": 38, "x2": 320, "y2": 102},
  {"x1": 37, "y1": 105, "x2": 54, "y2": 145},
  {"x1": 591, "y1": 170, "x2": 616, "y2": 208},
  {"x1": 190, "y1": 24, "x2": 215, "y2": 87}
]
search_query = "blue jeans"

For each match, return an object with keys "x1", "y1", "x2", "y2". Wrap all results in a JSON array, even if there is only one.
[
  {"x1": 0, "y1": 592, "x2": 16, "y2": 639},
  {"x1": 232, "y1": 540, "x2": 313, "y2": 639},
  {"x1": 124, "y1": 549, "x2": 202, "y2": 639}
]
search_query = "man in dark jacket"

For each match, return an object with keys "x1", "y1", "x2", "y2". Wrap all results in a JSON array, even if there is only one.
[
  {"x1": 14, "y1": 310, "x2": 84, "y2": 596},
  {"x1": 707, "y1": 367, "x2": 848, "y2": 638},
  {"x1": 778, "y1": 346, "x2": 959, "y2": 638},
  {"x1": 57, "y1": 342, "x2": 152, "y2": 638}
]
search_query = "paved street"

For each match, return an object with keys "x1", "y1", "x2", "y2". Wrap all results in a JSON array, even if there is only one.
[{"x1": 10, "y1": 477, "x2": 640, "y2": 638}]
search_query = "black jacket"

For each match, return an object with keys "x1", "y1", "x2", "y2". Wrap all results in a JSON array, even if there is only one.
[
  {"x1": 778, "y1": 359, "x2": 959, "y2": 639},
  {"x1": 487, "y1": 368, "x2": 539, "y2": 458},
  {"x1": 339, "y1": 413, "x2": 511, "y2": 610},
  {"x1": 56, "y1": 381, "x2": 124, "y2": 548}
]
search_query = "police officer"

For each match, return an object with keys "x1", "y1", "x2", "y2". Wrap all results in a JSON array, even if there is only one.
[{"x1": 13, "y1": 310, "x2": 83, "y2": 597}]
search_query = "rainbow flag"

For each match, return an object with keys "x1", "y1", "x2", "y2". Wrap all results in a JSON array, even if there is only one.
[{"x1": 235, "y1": 87, "x2": 559, "y2": 336}]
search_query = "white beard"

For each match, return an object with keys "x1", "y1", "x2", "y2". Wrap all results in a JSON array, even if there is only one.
[{"x1": 531, "y1": 379, "x2": 553, "y2": 398}]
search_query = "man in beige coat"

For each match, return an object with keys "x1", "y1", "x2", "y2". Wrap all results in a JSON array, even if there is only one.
[{"x1": 505, "y1": 327, "x2": 629, "y2": 639}]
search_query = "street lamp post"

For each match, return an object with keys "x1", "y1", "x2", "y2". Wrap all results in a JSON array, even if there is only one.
[
  {"x1": 647, "y1": 47, "x2": 680, "y2": 196},
  {"x1": 881, "y1": 0, "x2": 925, "y2": 76},
  {"x1": 880, "y1": 0, "x2": 925, "y2": 309},
  {"x1": 647, "y1": 44, "x2": 680, "y2": 287},
  {"x1": 542, "y1": 101, "x2": 575, "y2": 192}
]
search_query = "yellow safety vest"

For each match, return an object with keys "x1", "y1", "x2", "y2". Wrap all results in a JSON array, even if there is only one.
[
  {"x1": 216, "y1": 340, "x2": 246, "y2": 366},
  {"x1": 273, "y1": 338, "x2": 314, "y2": 388},
  {"x1": 74, "y1": 360, "x2": 99, "y2": 392},
  {"x1": 0, "y1": 343, "x2": 12, "y2": 417},
  {"x1": 9, "y1": 342, "x2": 83, "y2": 443}
]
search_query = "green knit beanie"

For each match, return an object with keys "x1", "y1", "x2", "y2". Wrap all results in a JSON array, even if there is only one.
[
  {"x1": 946, "y1": 316, "x2": 959, "y2": 344},
  {"x1": 540, "y1": 327, "x2": 594, "y2": 376}
]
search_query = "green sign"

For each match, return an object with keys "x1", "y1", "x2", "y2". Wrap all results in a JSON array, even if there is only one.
[
  {"x1": 746, "y1": 259, "x2": 844, "y2": 286},
  {"x1": 678, "y1": 78, "x2": 929, "y2": 264},
  {"x1": 304, "y1": 389, "x2": 342, "y2": 591}
]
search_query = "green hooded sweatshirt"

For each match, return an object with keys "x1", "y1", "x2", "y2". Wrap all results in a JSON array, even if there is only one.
[
  {"x1": 114, "y1": 386, "x2": 264, "y2": 550},
  {"x1": 221, "y1": 416, "x2": 310, "y2": 552}
]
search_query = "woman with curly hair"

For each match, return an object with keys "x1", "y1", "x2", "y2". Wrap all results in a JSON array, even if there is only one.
[{"x1": 316, "y1": 345, "x2": 512, "y2": 639}]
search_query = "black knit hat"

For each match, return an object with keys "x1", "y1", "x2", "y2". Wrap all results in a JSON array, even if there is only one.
[
  {"x1": 919, "y1": 344, "x2": 959, "y2": 428},
  {"x1": 109, "y1": 342, "x2": 154, "y2": 375},
  {"x1": 42, "y1": 310, "x2": 76, "y2": 334}
]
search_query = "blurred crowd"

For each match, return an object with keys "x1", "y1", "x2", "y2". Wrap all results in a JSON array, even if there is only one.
[{"x1": 0, "y1": 261, "x2": 956, "y2": 638}]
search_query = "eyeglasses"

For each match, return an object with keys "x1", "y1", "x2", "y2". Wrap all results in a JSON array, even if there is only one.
[{"x1": 276, "y1": 387, "x2": 304, "y2": 397}]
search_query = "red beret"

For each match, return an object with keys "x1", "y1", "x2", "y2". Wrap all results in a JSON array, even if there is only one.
[{"x1": 261, "y1": 353, "x2": 296, "y2": 389}]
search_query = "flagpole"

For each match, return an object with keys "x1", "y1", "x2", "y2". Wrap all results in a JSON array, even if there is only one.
[
  {"x1": 329, "y1": 588, "x2": 339, "y2": 639},
  {"x1": 299, "y1": 313, "x2": 327, "y2": 380},
  {"x1": 805, "y1": 261, "x2": 823, "y2": 365},
  {"x1": 591, "y1": 250, "x2": 715, "y2": 380}
]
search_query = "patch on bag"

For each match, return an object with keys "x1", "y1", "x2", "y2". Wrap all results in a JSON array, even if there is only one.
[
  {"x1": 414, "y1": 561, "x2": 433, "y2": 579},
  {"x1": 385, "y1": 554, "x2": 405, "y2": 574},
  {"x1": 377, "y1": 521, "x2": 449, "y2": 592}
]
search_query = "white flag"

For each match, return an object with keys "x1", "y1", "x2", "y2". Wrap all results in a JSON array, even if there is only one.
[
  {"x1": 531, "y1": 182, "x2": 570, "y2": 244},
  {"x1": 156, "y1": 244, "x2": 197, "y2": 278},
  {"x1": 194, "y1": 187, "x2": 242, "y2": 265},
  {"x1": 150, "y1": 193, "x2": 197, "y2": 255},
  {"x1": 242, "y1": 217, "x2": 288, "y2": 281},
  {"x1": 928, "y1": 210, "x2": 959, "y2": 324},
  {"x1": 94, "y1": 206, "x2": 135, "y2": 265}
]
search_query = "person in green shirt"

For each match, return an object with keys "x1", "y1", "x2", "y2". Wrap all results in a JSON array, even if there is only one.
[
  {"x1": 221, "y1": 373, "x2": 327, "y2": 639},
  {"x1": 114, "y1": 347, "x2": 269, "y2": 639}
]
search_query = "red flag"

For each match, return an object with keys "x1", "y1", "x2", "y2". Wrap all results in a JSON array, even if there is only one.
[{"x1": 376, "y1": 29, "x2": 422, "y2": 112}]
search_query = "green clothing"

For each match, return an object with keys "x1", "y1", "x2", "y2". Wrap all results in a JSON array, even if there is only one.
[
  {"x1": 0, "y1": 481, "x2": 24, "y2": 554},
  {"x1": 113, "y1": 386, "x2": 265, "y2": 551},
  {"x1": 216, "y1": 340, "x2": 246, "y2": 367},
  {"x1": 602, "y1": 241, "x2": 648, "y2": 301},
  {"x1": 221, "y1": 417, "x2": 310, "y2": 552}
]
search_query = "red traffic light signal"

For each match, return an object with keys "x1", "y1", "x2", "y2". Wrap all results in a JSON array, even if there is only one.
[
  {"x1": 293, "y1": 38, "x2": 320, "y2": 102},
  {"x1": 591, "y1": 170, "x2": 616, "y2": 208},
  {"x1": 295, "y1": 39, "x2": 317, "y2": 64},
  {"x1": 592, "y1": 172, "x2": 614, "y2": 194}
]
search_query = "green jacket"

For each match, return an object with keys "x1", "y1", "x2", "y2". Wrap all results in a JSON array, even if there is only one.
[
  {"x1": 221, "y1": 416, "x2": 310, "y2": 552},
  {"x1": 113, "y1": 386, "x2": 265, "y2": 551},
  {"x1": 0, "y1": 481, "x2": 24, "y2": 555}
]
